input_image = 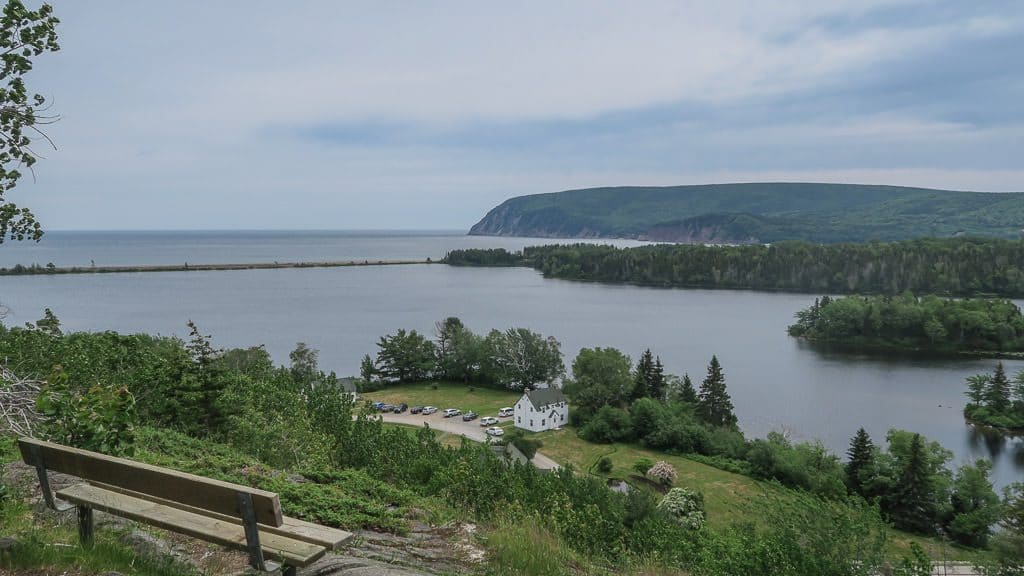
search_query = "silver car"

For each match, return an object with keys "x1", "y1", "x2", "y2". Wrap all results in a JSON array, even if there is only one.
[{"x1": 422, "y1": 406, "x2": 438, "y2": 415}]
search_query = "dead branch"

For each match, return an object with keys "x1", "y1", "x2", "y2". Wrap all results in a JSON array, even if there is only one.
[{"x1": 0, "y1": 365, "x2": 44, "y2": 437}]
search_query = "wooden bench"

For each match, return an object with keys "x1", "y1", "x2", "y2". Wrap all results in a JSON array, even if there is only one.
[{"x1": 19, "y1": 437, "x2": 352, "y2": 575}]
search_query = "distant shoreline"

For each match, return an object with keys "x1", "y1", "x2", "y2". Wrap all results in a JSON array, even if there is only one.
[{"x1": 0, "y1": 259, "x2": 435, "y2": 276}]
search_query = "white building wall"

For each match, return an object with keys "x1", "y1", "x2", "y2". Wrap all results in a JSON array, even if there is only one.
[{"x1": 513, "y1": 394, "x2": 569, "y2": 433}]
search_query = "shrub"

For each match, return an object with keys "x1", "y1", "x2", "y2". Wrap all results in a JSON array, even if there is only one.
[
  {"x1": 596, "y1": 456, "x2": 613, "y2": 474},
  {"x1": 578, "y1": 406, "x2": 632, "y2": 444},
  {"x1": 647, "y1": 461, "x2": 677, "y2": 486},
  {"x1": 35, "y1": 367, "x2": 137, "y2": 456},
  {"x1": 658, "y1": 487, "x2": 706, "y2": 530},
  {"x1": 632, "y1": 457, "x2": 654, "y2": 476}
]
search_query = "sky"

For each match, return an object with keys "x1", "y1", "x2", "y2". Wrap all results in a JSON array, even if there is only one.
[{"x1": 13, "y1": 0, "x2": 1024, "y2": 230}]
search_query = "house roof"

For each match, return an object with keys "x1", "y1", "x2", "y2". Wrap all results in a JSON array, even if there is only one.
[
  {"x1": 338, "y1": 377, "x2": 357, "y2": 393},
  {"x1": 524, "y1": 388, "x2": 566, "y2": 411}
]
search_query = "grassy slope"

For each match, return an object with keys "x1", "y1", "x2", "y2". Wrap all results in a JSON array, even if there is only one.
[
  {"x1": 470, "y1": 183, "x2": 1024, "y2": 242},
  {"x1": 364, "y1": 382, "x2": 989, "y2": 562}
]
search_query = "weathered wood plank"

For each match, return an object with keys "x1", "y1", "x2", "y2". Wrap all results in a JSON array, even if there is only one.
[
  {"x1": 92, "y1": 482, "x2": 353, "y2": 550},
  {"x1": 57, "y1": 484, "x2": 325, "y2": 566},
  {"x1": 19, "y1": 438, "x2": 283, "y2": 526}
]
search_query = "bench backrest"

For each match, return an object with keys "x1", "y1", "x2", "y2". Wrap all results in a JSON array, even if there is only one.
[{"x1": 18, "y1": 437, "x2": 283, "y2": 527}]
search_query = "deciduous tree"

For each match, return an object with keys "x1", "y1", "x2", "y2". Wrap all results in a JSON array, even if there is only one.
[{"x1": 0, "y1": 0, "x2": 59, "y2": 243}]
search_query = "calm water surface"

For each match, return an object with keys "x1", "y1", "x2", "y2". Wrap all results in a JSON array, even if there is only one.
[{"x1": 1, "y1": 231, "x2": 1021, "y2": 487}]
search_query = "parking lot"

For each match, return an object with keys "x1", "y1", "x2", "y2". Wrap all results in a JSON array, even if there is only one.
[{"x1": 373, "y1": 410, "x2": 560, "y2": 470}]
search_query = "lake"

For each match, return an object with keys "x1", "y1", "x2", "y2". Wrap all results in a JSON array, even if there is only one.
[{"x1": 1, "y1": 231, "x2": 1021, "y2": 487}]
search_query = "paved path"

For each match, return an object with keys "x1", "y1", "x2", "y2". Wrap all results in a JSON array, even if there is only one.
[{"x1": 375, "y1": 412, "x2": 560, "y2": 470}]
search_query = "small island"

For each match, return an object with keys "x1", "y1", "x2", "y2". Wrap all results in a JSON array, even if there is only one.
[
  {"x1": 963, "y1": 363, "x2": 1024, "y2": 432},
  {"x1": 787, "y1": 294, "x2": 1024, "y2": 356}
]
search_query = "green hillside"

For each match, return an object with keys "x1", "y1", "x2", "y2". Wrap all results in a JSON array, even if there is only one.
[{"x1": 468, "y1": 183, "x2": 1024, "y2": 243}]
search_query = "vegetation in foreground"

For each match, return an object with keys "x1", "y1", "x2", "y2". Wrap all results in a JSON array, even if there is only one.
[
  {"x1": 445, "y1": 237, "x2": 1024, "y2": 297},
  {"x1": 2, "y1": 311, "x2": 1023, "y2": 575},
  {"x1": 787, "y1": 294, "x2": 1024, "y2": 355}
]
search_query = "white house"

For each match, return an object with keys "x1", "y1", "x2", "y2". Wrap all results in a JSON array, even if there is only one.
[{"x1": 514, "y1": 388, "x2": 568, "y2": 432}]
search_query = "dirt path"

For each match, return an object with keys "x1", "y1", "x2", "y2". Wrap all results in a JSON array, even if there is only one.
[{"x1": 375, "y1": 412, "x2": 560, "y2": 470}]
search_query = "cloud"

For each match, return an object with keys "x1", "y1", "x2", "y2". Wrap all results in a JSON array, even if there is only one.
[{"x1": 16, "y1": 0, "x2": 1024, "y2": 230}]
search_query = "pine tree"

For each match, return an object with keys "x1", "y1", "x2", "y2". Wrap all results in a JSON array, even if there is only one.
[
  {"x1": 650, "y1": 357, "x2": 666, "y2": 401},
  {"x1": 632, "y1": 349, "x2": 655, "y2": 401},
  {"x1": 892, "y1": 433, "x2": 938, "y2": 534},
  {"x1": 679, "y1": 373, "x2": 698, "y2": 404},
  {"x1": 697, "y1": 355, "x2": 737, "y2": 427},
  {"x1": 845, "y1": 427, "x2": 875, "y2": 497},
  {"x1": 985, "y1": 362, "x2": 1011, "y2": 413}
]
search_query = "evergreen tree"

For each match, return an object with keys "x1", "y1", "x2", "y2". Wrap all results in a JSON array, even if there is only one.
[
  {"x1": 985, "y1": 362, "x2": 1011, "y2": 412},
  {"x1": 845, "y1": 427, "x2": 875, "y2": 497},
  {"x1": 697, "y1": 355, "x2": 737, "y2": 427},
  {"x1": 679, "y1": 373, "x2": 698, "y2": 404},
  {"x1": 891, "y1": 433, "x2": 938, "y2": 534},
  {"x1": 650, "y1": 357, "x2": 666, "y2": 401},
  {"x1": 631, "y1": 349, "x2": 655, "y2": 401}
]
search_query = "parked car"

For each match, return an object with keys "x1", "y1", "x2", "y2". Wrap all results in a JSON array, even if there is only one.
[
  {"x1": 409, "y1": 406, "x2": 424, "y2": 414},
  {"x1": 443, "y1": 408, "x2": 461, "y2": 418},
  {"x1": 498, "y1": 407, "x2": 514, "y2": 417},
  {"x1": 485, "y1": 426, "x2": 504, "y2": 437},
  {"x1": 462, "y1": 411, "x2": 478, "y2": 422},
  {"x1": 393, "y1": 403, "x2": 408, "y2": 414},
  {"x1": 422, "y1": 406, "x2": 438, "y2": 415},
  {"x1": 378, "y1": 403, "x2": 394, "y2": 412},
  {"x1": 479, "y1": 416, "x2": 499, "y2": 426},
  {"x1": 371, "y1": 401, "x2": 385, "y2": 410}
]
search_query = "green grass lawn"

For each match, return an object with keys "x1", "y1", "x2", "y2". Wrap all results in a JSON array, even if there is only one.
[
  {"x1": 532, "y1": 427, "x2": 990, "y2": 563},
  {"x1": 363, "y1": 381, "x2": 519, "y2": 418}
]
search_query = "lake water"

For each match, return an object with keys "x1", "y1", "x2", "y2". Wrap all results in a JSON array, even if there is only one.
[{"x1": 1, "y1": 231, "x2": 1021, "y2": 488}]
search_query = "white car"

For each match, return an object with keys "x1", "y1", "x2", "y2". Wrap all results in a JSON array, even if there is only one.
[
  {"x1": 479, "y1": 416, "x2": 499, "y2": 426},
  {"x1": 485, "y1": 426, "x2": 504, "y2": 436},
  {"x1": 443, "y1": 408, "x2": 461, "y2": 418},
  {"x1": 422, "y1": 406, "x2": 438, "y2": 415},
  {"x1": 498, "y1": 407, "x2": 514, "y2": 417}
]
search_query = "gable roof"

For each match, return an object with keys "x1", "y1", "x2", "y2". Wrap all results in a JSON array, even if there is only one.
[
  {"x1": 338, "y1": 377, "x2": 358, "y2": 393},
  {"x1": 524, "y1": 388, "x2": 566, "y2": 411}
]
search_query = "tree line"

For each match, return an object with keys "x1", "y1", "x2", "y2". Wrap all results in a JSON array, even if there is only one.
[
  {"x1": 963, "y1": 363, "x2": 1024, "y2": 430},
  {"x1": 361, "y1": 317, "x2": 564, "y2": 391},
  {"x1": 787, "y1": 294, "x2": 1024, "y2": 354},
  {"x1": 445, "y1": 237, "x2": 1024, "y2": 297}
]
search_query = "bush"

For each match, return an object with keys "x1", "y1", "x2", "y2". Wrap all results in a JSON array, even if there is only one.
[
  {"x1": 647, "y1": 461, "x2": 677, "y2": 486},
  {"x1": 658, "y1": 487, "x2": 706, "y2": 530},
  {"x1": 35, "y1": 367, "x2": 137, "y2": 456},
  {"x1": 578, "y1": 406, "x2": 632, "y2": 444},
  {"x1": 506, "y1": 428, "x2": 543, "y2": 460},
  {"x1": 596, "y1": 456, "x2": 613, "y2": 474},
  {"x1": 632, "y1": 457, "x2": 654, "y2": 476}
]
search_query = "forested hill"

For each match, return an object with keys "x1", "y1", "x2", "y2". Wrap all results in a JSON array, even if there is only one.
[{"x1": 468, "y1": 183, "x2": 1024, "y2": 243}]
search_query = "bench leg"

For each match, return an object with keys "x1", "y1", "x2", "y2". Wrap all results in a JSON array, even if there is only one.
[{"x1": 77, "y1": 506, "x2": 94, "y2": 547}]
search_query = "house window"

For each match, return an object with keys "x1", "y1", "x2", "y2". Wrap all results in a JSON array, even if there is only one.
[
  {"x1": 517, "y1": 417, "x2": 521, "y2": 423},
  {"x1": 561, "y1": 414, "x2": 565, "y2": 422},
  {"x1": 541, "y1": 419, "x2": 545, "y2": 427},
  {"x1": 530, "y1": 420, "x2": 533, "y2": 427}
]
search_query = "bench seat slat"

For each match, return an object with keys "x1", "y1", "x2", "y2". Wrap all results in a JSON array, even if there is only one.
[
  {"x1": 57, "y1": 484, "x2": 326, "y2": 567},
  {"x1": 91, "y1": 482, "x2": 353, "y2": 550}
]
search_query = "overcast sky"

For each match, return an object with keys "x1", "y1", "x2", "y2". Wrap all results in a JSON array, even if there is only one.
[{"x1": 15, "y1": 1, "x2": 1024, "y2": 231}]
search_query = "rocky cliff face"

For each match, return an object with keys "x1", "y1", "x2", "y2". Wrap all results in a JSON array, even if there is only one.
[{"x1": 468, "y1": 203, "x2": 609, "y2": 238}]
